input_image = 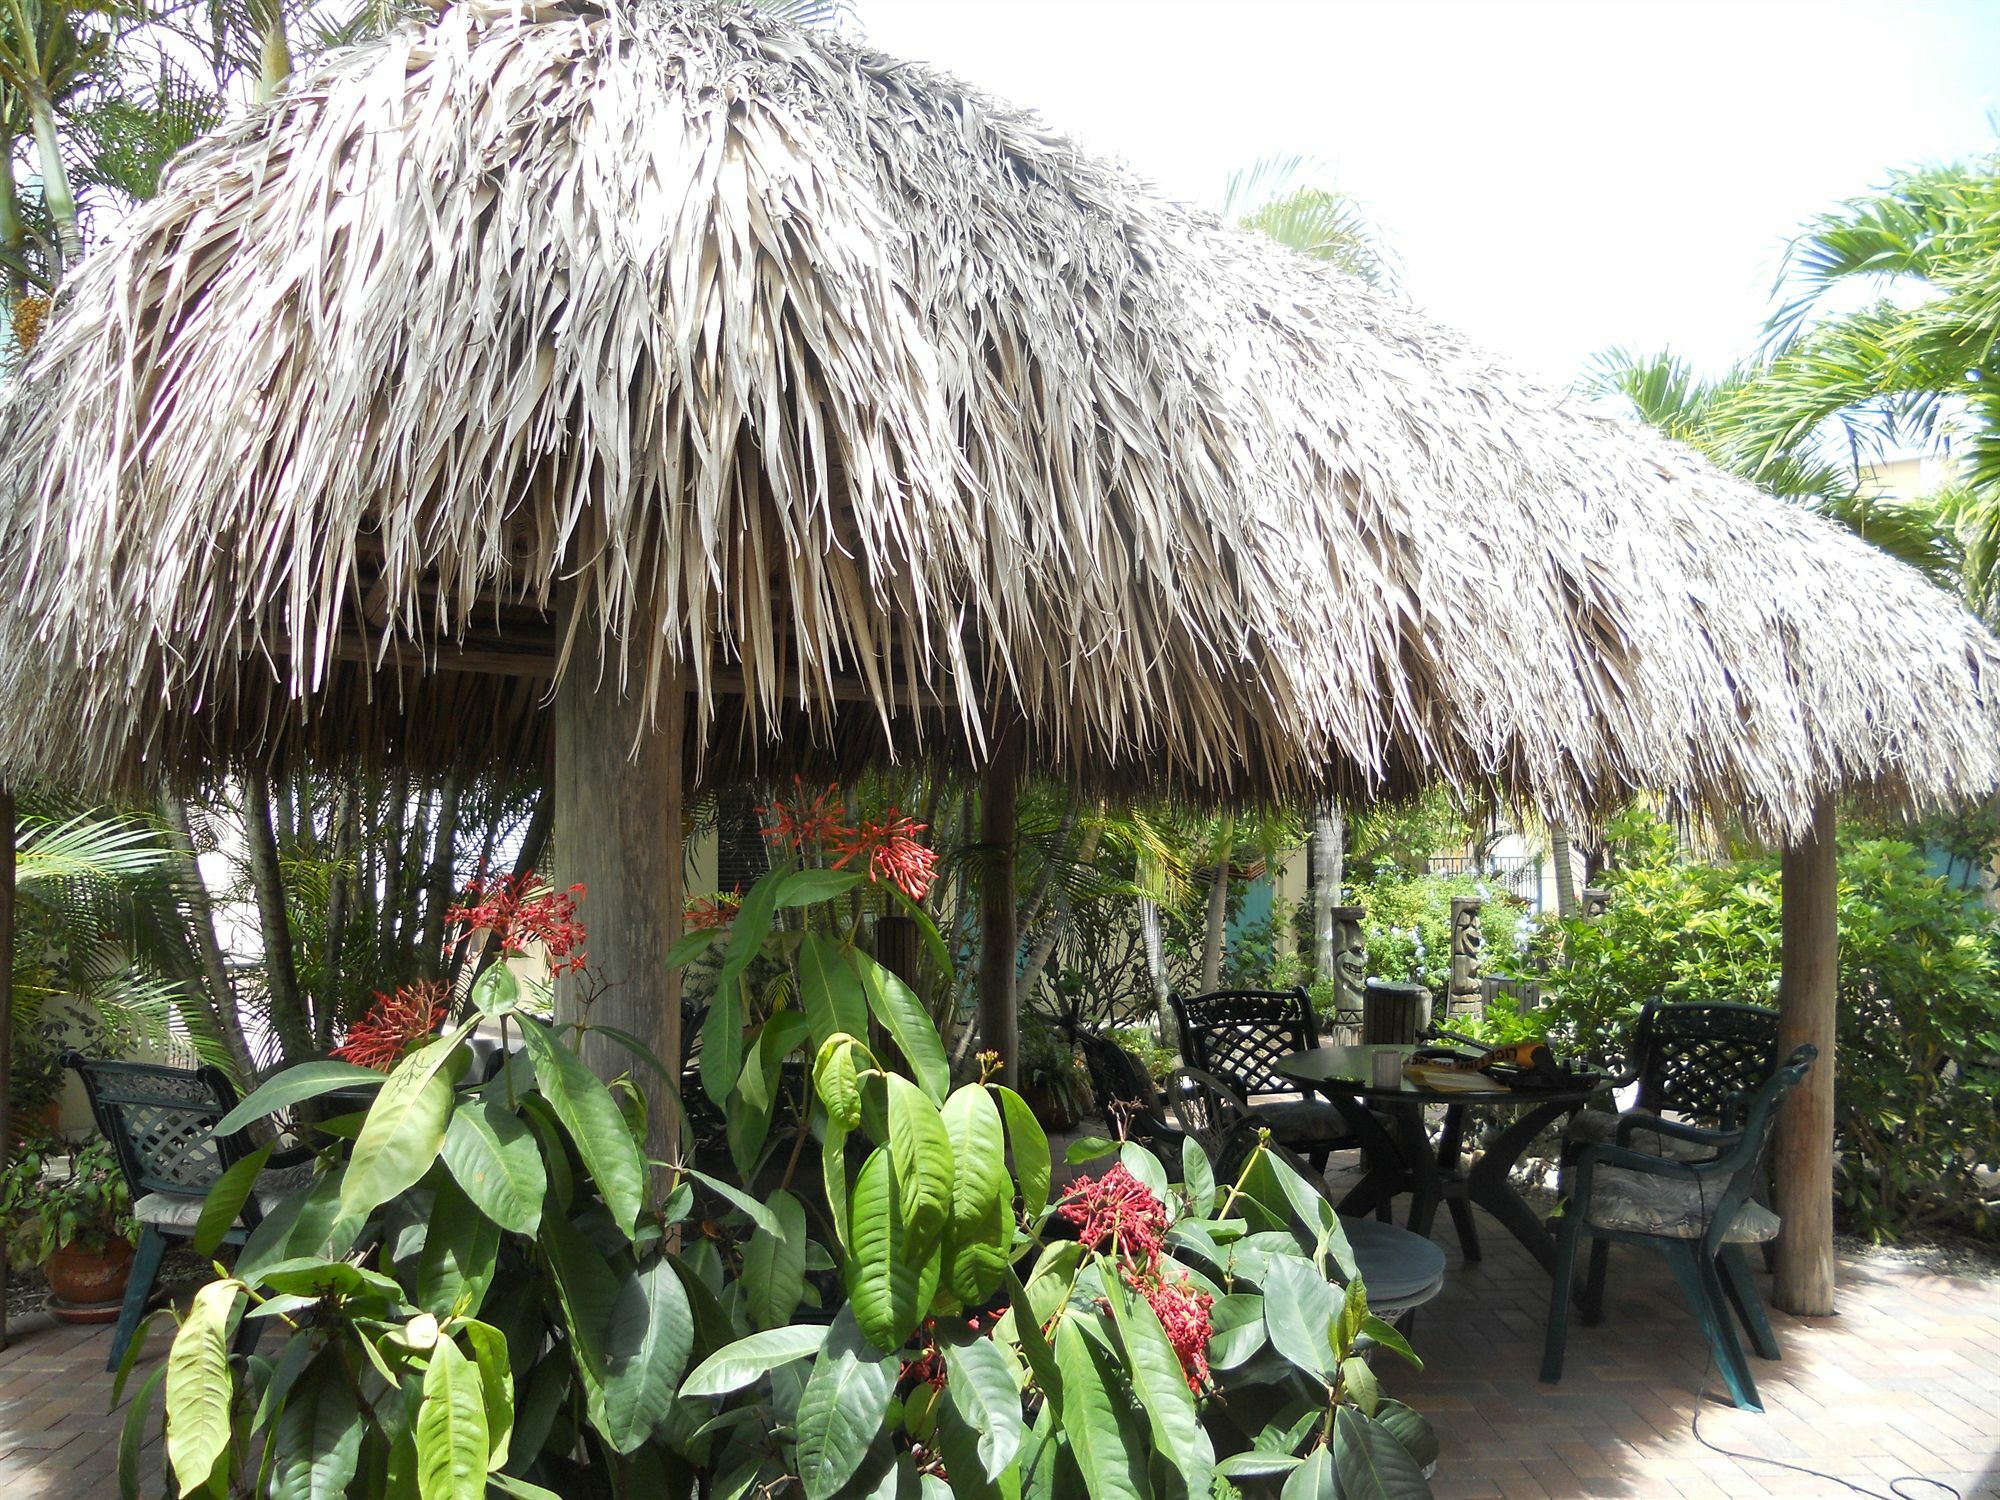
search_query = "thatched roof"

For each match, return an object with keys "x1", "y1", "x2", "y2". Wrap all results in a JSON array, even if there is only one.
[{"x1": 1, "y1": 0, "x2": 1996, "y2": 836}]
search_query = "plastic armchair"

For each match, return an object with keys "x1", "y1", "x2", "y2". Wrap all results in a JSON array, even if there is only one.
[{"x1": 1540, "y1": 1044, "x2": 1816, "y2": 1412}]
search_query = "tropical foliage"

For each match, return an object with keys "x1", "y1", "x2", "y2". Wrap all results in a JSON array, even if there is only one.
[
  {"x1": 1485, "y1": 807, "x2": 2000, "y2": 1239},
  {"x1": 123, "y1": 845, "x2": 1437, "y2": 1497}
]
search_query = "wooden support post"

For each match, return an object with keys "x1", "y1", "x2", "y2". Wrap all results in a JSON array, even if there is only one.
[
  {"x1": 0, "y1": 789, "x2": 14, "y2": 1351},
  {"x1": 978, "y1": 729, "x2": 1021, "y2": 1085},
  {"x1": 554, "y1": 630, "x2": 685, "y2": 1177},
  {"x1": 1775, "y1": 793, "x2": 1837, "y2": 1317}
]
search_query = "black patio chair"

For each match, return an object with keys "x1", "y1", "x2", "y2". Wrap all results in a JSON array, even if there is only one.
[
  {"x1": 1070, "y1": 1028, "x2": 1188, "y2": 1170},
  {"x1": 64, "y1": 1053, "x2": 316, "y2": 1370},
  {"x1": 1169, "y1": 987, "x2": 1358, "y2": 1170},
  {"x1": 1541, "y1": 1043, "x2": 1816, "y2": 1412}
]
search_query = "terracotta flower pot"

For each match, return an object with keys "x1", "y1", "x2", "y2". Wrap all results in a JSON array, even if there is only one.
[{"x1": 45, "y1": 1237, "x2": 135, "y2": 1314}]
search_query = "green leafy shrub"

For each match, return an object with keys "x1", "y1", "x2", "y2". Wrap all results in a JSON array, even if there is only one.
[
  {"x1": 1349, "y1": 872, "x2": 1524, "y2": 1003},
  {"x1": 126, "y1": 828, "x2": 1438, "y2": 1497},
  {"x1": 2, "y1": 1135, "x2": 137, "y2": 1261},
  {"x1": 1493, "y1": 810, "x2": 2000, "y2": 1238}
]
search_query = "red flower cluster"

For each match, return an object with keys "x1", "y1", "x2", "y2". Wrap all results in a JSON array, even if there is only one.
[
  {"x1": 1133, "y1": 1268, "x2": 1215, "y2": 1391},
  {"x1": 759, "y1": 780, "x2": 846, "y2": 852},
  {"x1": 445, "y1": 875, "x2": 588, "y2": 976},
  {"x1": 684, "y1": 890, "x2": 743, "y2": 931},
  {"x1": 1058, "y1": 1164, "x2": 1168, "y2": 1263},
  {"x1": 829, "y1": 808, "x2": 939, "y2": 902},
  {"x1": 759, "y1": 779, "x2": 940, "y2": 902},
  {"x1": 332, "y1": 982, "x2": 450, "y2": 1071},
  {"x1": 1059, "y1": 1165, "x2": 1213, "y2": 1390}
]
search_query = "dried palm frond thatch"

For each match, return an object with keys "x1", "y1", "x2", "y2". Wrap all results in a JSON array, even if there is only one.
[{"x1": 0, "y1": 0, "x2": 1994, "y2": 839}]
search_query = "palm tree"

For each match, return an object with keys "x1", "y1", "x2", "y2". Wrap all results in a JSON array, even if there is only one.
[{"x1": 1224, "y1": 154, "x2": 1394, "y2": 979}]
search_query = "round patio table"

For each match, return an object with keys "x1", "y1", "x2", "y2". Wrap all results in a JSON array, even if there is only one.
[{"x1": 1275, "y1": 1043, "x2": 1604, "y2": 1276}]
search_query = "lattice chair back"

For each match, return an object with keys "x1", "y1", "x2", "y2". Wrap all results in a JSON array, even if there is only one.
[
  {"x1": 62, "y1": 1053, "x2": 254, "y2": 1200},
  {"x1": 1170, "y1": 987, "x2": 1320, "y2": 1098},
  {"x1": 1632, "y1": 1002, "x2": 1781, "y2": 1124}
]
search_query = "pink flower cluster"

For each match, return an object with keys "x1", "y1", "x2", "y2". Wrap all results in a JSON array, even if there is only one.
[{"x1": 1058, "y1": 1165, "x2": 1214, "y2": 1391}]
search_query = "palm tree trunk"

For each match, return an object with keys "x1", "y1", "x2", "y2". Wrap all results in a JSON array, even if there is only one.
[
  {"x1": 25, "y1": 93, "x2": 80, "y2": 270},
  {"x1": 1552, "y1": 829, "x2": 1579, "y2": 918},
  {"x1": 416, "y1": 773, "x2": 463, "y2": 980},
  {"x1": 316, "y1": 778, "x2": 359, "y2": 1047},
  {"x1": 244, "y1": 766, "x2": 313, "y2": 1061},
  {"x1": 251, "y1": 0, "x2": 293, "y2": 102},
  {"x1": 0, "y1": 147, "x2": 27, "y2": 299},
  {"x1": 159, "y1": 794, "x2": 258, "y2": 1082},
  {"x1": 1312, "y1": 801, "x2": 1344, "y2": 979},
  {"x1": 1200, "y1": 861, "x2": 1228, "y2": 992}
]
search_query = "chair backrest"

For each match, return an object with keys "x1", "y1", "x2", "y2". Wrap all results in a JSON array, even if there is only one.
[
  {"x1": 63, "y1": 1053, "x2": 253, "y2": 1199},
  {"x1": 1688, "y1": 1043, "x2": 1816, "y2": 1243},
  {"x1": 1630, "y1": 1001, "x2": 1781, "y2": 1121},
  {"x1": 1170, "y1": 987, "x2": 1319, "y2": 1097},
  {"x1": 1071, "y1": 1029, "x2": 1170, "y2": 1139}
]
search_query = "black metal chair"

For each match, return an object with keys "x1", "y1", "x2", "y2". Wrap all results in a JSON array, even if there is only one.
[
  {"x1": 1070, "y1": 1028, "x2": 1189, "y2": 1168},
  {"x1": 64, "y1": 1053, "x2": 315, "y2": 1370},
  {"x1": 1541, "y1": 1044, "x2": 1816, "y2": 1412},
  {"x1": 1169, "y1": 987, "x2": 1358, "y2": 1170}
]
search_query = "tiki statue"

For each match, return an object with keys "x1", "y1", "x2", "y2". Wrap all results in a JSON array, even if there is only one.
[{"x1": 1447, "y1": 897, "x2": 1485, "y2": 1019}]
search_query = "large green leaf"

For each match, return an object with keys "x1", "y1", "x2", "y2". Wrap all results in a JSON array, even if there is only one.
[
  {"x1": 684, "y1": 1167, "x2": 783, "y2": 1237},
  {"x1": 885, "y1": 1075, "x2": 954, "y2": 1259},
  {"x1": 268, "y1": 1357, "x2": 362, "y2": 1500},
  {"x1": 1371, "y1": 1399, "x2": 1439, "y2": 1473},
  {"x1": 995, "y1": 1086, "x2": 1050, "y2": 1219},
  {"x1": 846, "y1": 1146, "x2": 922, "y2": 1353},
  {"x1": 1330, "y1": 1406, "x2": 1431, "y2": 1500},
  {"x1": 855, "y1": 951, "x2": 950, "y2": 1102},
  {"x1": 416, "y1": 1335, "x2": 490, "y2": 1499},
  {"x1": 717, "y1": 864, "x2": 791, "y2": 992},
  {"x1": 1002, "y1": 1266, "x2": 1062, "y2": 1402},
  {"x1": 1052, "y1": 1317, "x2": 1151, "y2": 1500},
  {"x1": 940, "y1": 1335, "x2": 1025, "y2": 1481},
  {"x1": 742, "y1": 1187, "x2": 809, "y2": 1329},
  {"x1": 338, "y1": 1035, "x2": 464, "y2": 1223},
  {"x1": 164, "y1": 1278, "x2": 242, "y2": 1494},
  {"x1": 459, "y1": 1320, "x2": 515, "y2": 1467},
  {"x1": 678, "y1": 1324, "x2": 832, "y2": 1397},
  {"x1": 799, "y1": 932, "x2": 870, "y2": 1046},
  {"x1": 699, "y1": 985, "x2": 745, "y2": 1110},
  {"x1": 515, "y1": 1015, "x2": 644, "y2": 1236},
  {"x1": 1180, "y1": 1137, "x2": 1216, "y2": 1219},
  {"x1": 539, "y1": 1205, "x2": 624, "y2": 1444},
  {"x1": 1280, "y1": 1446, "x2": 1334, "y2": 1500},
  {"x1": 212, "y1": 1061, "x2": 387, "y2": 1136},
  {"x1": 813, "y1": 1035, "x2": 865, "y2": 1130},
  {"x1": 440, "y1": 1100, "x2": 545, "y2": 1236},
  {"x1": 192, "y1": 1141, "x2": 273, "y2": 1257},
  {"x1": 1105, "y1": 1272, "x2": 1209, "y2": 1493},
  {"x1": 596, "y1": 1254, "x2": 696, "y2": 1453},
  {"x1": 777, "y1": 869, "x2": 867, "y2": 907},
  {"x1": 1261, "y1": 1254, "x2": 1341, "y2": 1382},
  {"x1": 794, "y1": 1306, "x2": 899, "y2": 1500},
  {"x1": 1205, "y1": 1292, "x2": 1267, "y2": 1370},
  {"x1": 117, "y1": 1364, "x2": 166, "y2": 1500},
  {"x1": 416, "y1": 1174, "x2": 500, "y2": 1318},
  {"x1": 939, "y1": 1084, "x2": 1010, "y2": 1305}
]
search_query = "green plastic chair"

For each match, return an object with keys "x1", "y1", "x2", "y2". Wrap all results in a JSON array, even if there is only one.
[{"x1": 1540, "y1": 1044, "x2": 1816, "y2": 1412}]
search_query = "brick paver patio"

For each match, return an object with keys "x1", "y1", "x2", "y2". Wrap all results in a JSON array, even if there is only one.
[{"x1": 2, "y1": 1191, "x2": 1994, "y2": 1498}]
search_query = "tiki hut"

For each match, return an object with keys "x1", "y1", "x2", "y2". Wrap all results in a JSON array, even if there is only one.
[{"x1": 1, "y1": 0, "x2": 1996, "y2": 1315}]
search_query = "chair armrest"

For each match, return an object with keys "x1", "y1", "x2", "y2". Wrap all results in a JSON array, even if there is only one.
[
  {"x1": 1614, "y1": 1114, "x2": 1739, "y2": 1150},
  {"x1": 1570, "y1": 1139, "x2": 1704, "y2": 1181}
]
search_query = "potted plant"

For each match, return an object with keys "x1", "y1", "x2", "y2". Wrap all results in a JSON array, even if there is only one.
[
  {"x1": 23, "y1": 1137, "x2": 138, "y2": 1318},
  {"x1": 5, "y1": 1015, "x2": 72, "y2": 1154},
  {"x1": 1018, "y1": 1007, "x2": 1090, "y2": 1130}
]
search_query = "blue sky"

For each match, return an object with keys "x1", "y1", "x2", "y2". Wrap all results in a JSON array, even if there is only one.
[{"x1": 856, "y1": 0, "x2": 2000, "y2": 389}]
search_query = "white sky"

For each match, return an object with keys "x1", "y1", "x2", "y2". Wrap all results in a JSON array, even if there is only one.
[{"x1": 855, "y1": 0, "x2": 2000, "y2": 388}]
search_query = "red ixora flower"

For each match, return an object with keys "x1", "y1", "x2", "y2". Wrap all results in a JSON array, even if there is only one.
[
  {"x1": 445, "y1": 875, "x2": 588, "y2": 976},
  {"x1": 759, "y1": 779, "x2": 847, "y2": 853},
  {"x1": 1129, "y1": 1268, "x2": 1215, "y2": 1391},
  {"x1": 1058, "y1": 1164, "x2": 1168, "y2": 1264},
  {"x1": 332, "y1": 982, "x2": 451, "y2": 1071},
  {"x1": 828, "y1": 808, "x2": 940, "y2": 902},
  {"x1": 684, "y1": 890, "x2": 743, "y2": 931}
]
